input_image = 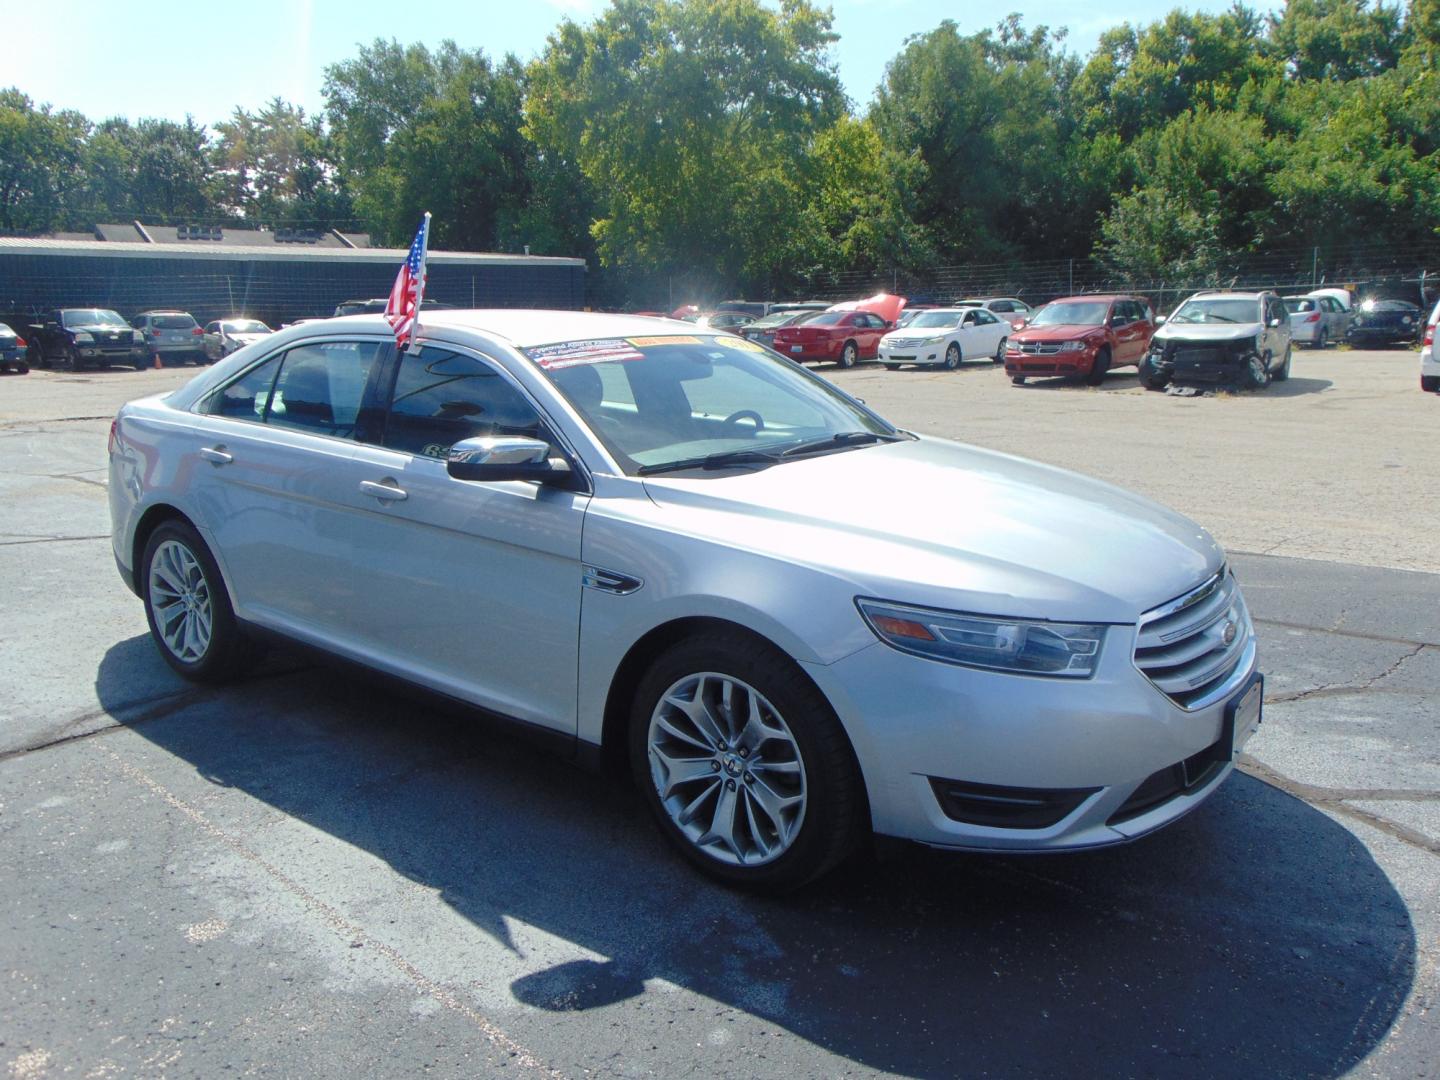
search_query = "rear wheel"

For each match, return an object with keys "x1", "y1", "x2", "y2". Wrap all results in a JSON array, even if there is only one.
[
  {"x1": 943, "y1": 343, "x2": 961, "y2": 370},
  {"x1": 630, "y1": 631, "x2": 863, "y2": 893},
  {"x1": 141, "y1": 520, "x2": 259, "y2": 682},
  {"x1": 1085, "y1": 347, "x2": 1110, "y2": 387},
  {"x1": 1421, "y1": 375, "x2": 1439, "y2": 393},
  {"x1": 1272, "y1": 345, "x2": 1292, "y2": 382},
  {"x1": 838, "y1": 341, "x2": 858, "y2": 368}
]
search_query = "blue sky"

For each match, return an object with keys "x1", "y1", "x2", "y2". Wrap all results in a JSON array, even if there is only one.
[{"x1": 10, "y1": 0, "x2": 1239, "y2": 125}]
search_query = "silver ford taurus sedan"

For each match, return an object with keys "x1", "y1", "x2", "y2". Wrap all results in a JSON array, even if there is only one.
[{"x1": 108, "y1": 311, "x2": 1261, "y2": 891}]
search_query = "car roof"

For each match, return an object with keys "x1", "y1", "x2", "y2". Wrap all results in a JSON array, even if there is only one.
[
  {"x1": 1188, "y1": 291, "x2": 1267, "y2": 300},
  {"x1": 137, "y1": 310, "x2": 196, "y2": 316},
  {"x1": 317, "y1": 309, "x2": 714, "y2": 350},
  {"x1": 1042, "y1": 294, "x2": 1130, "y2": 304}
]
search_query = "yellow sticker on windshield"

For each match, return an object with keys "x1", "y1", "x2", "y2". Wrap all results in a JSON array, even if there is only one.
[
  {"x1": 627, "y1": 335, "x2": 702, "y2": 347},
  {"x1": 723, "y1": 337, "x2": 766, "y2": 351}
]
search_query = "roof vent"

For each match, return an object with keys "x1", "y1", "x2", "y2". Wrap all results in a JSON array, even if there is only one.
[
  {"x1": 177, "y1": 224, "x2": 223, "y2": 241},
  {"x1": 274, "y1": 228, "x2": 321, "y2": 244}
]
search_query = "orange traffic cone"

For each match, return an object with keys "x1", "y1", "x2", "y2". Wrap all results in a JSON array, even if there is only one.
[{"x1": 152, "y1": 351, "x2": 163, "y2": 370}]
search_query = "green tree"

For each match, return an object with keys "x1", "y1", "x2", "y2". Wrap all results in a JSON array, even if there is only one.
[
  {"x1": 525, "y1": 0, "x2": 845, "y2": 295},
  {"x1": 0, "y1": 89, "x2": 87, "y2": 233},
  {"x1": 1267, "y1": 0, "x2": 1404, "y2": 80},
  {"x1": 213, "y1": 98, "x2": 352, "y2": 229}
]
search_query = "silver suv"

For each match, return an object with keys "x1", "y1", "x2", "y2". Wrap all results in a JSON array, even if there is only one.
[
  {"x1": 1142, "y1": 291, "x2": 1292, "y2": 391},
  {"x1": 131, "y1": 310, "x2": 206, "y2": 367}
]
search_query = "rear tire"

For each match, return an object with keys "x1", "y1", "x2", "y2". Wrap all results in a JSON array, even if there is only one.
[
  {"x1": 1272, "y1": 346, "x2": 1292, "y2": 382},
  {"x1": 838, "y1": 341, "x2": 858, "y2": 368},
  {"x1": 141, "y1": 520, "x2": 260, "y2": 683},
  {"x1": 1421, "y1": 375, "x2": 1439, "y2": 393},
  {"x1": 629, "y1": 630, "x2": 863, "y2": 893}
]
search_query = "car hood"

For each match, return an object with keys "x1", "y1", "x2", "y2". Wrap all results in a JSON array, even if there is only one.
[
  {"x1": 1153, "y1": 322, "x2": 1262, "y2": 344},
  {"x1": 69, "y1": 323, "x2": 133, "y2": 335},
  {"x1": 640, "y1": 437, "x2": 1222, "y2": 623},
  {"x1": 229, "y1": 332, "x2": 271, "y2": 344},
  {"x1": 1012, "y1": 324, "x2": 1105, "y2": 342}
]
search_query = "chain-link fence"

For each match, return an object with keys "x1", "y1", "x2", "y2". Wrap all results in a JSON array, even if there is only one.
[{"x1": 787, "y1": 242, "x2": 1440, "y2": 312}]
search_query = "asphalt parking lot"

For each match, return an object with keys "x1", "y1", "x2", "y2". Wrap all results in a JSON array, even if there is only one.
[{"x1": 2, "y1": 348, "x2": 1436, "y2": 1078}]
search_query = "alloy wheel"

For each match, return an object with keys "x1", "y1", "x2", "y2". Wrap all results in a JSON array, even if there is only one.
[
  {"x1": 647, "y1": 672, "x2": 808, "y2": 867},
  {"x1": 147, "y1": 539, "x2": 214, "y2": 663}
]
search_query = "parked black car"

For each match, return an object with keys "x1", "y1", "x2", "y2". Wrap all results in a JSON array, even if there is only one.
[
  {"x1": 28, "y1": 308, "x2": 149, "y2": 370},
  {"x1": 0, "y1": 321, "x2": 29, "y2": 374},
  {"x1": 1348, "y1": 300, "x2": 1423, "y2": 347}
]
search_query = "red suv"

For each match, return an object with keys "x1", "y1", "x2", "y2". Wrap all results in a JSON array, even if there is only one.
[
  {"x1": 1005, "y1": 295, "x2": 1155, "y2": 386},
  {"x1": 771, "y1": 310, "x2": 889, "y2": 367}
]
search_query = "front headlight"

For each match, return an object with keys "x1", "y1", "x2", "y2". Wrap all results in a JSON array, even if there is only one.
[
  {"x1": 857, "y1": 598, "x2": 1108, "y2": 678},
  {"x1": 73, "y1": 331, "x2": 94, "y2": 343},
  {"x1": 922, "y1": 335, "x2": 947, "y2": 345},
  {"x1": 1058, "y1": 340, "x2": 1089, "y2": 352}
]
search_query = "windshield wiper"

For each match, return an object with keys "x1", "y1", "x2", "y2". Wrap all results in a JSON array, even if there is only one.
[
  {"x1": 781, "y1": 431, "x2": 904, "y2": 458},
  {"x1": 638, "y1": 449, "x2": 784, "y2": 476}
]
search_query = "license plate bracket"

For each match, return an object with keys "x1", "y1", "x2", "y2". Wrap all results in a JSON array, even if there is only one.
[{"x1": 1220, "y1": 673, "x2": 1263, "y2": 759}]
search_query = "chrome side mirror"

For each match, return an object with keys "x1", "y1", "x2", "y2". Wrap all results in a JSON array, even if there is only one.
[
  {"x1": 1155, "y1": 315, "x2": 1167, "y2": 325},
  {"x1": 447, "y1": 436, "x2": 573, "y2": 485}
]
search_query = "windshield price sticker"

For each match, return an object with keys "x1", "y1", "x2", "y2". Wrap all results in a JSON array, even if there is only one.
[
  {"x1": 528, "y1": 338, "x2": 644, "y2": 370},
  {"x1": 627, "y1": 335, "x2": 703, "y2": 347},
  {"x1": 722, "y1": 337, "x2": 766, "y2": 352}
]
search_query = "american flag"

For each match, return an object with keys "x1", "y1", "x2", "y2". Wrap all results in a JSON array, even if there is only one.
[{"x1": 384, "y1": 212, "x2": 431, "y2": 347}]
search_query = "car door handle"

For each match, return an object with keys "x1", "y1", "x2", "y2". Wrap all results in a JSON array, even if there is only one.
[
  {"x1": 200, "y1": 446, "x2": 233, "y2": 465},
  {"x1": 360, "y1": 479, "x2": 408, "y2": 502}
]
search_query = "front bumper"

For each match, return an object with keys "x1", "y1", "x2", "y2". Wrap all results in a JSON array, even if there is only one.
[
  {"x1": 1349, "y1": 326, "x2": 1417, "y2": 345},
  {"x1": 1005, "y1": 346, "x2": 1093, "y2": 376},
  {"x1": 802, "y1": 621, "x2": 1259, "y2": 852},
  {"x1": 879, "y1": 343, "x2": 944, "y2": 365}
]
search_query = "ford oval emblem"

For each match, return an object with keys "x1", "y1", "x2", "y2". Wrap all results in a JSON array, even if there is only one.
[{"x1": 1221, "y1": 620, "x2": 1237, "y2": 646}]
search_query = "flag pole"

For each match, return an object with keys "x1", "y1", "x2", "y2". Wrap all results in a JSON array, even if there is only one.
[{"x1": 410, "y1": 211, "x2": 432, "y2": 349}]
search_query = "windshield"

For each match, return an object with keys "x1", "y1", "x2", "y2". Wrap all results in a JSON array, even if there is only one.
[
  {"x1": 532, "y1": 334, "x2": 895, "y2": 476},
  {"x1": 1029, "y1": 301, "x2": 1109, "y2": 327},
  {"x1": 62, "y1": 309, "x2": 127, "y2": 328},
  {"x1": 1284, "y1": 299, "x2": 1317, "y2": 313},
  {"x1": 1171, "y1": 298, "x2": 1261, "y2": 324},
  {"x1": 905, "y1": 310, "x2": 963, "y2": 330},
  {"x1": 223, "y1": 319, "x2": 271, "y2": 333},
  {"x1": 1363, "y1": 300, "x2": 1418, "y2": 313}
]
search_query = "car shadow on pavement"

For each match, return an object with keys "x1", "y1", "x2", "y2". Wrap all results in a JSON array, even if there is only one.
[{"x1": 97, "y1": 639, "x2": 1416, "y2": 1078}]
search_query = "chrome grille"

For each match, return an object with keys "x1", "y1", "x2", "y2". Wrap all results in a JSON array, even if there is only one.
[
  {"x1": 885, "y1": 337, "x2": 923, "y2": 348},
  {"x1": 1134, "y1": 571, "x2": 1251, "y2": 710},
  {"x1": 1018, "y1": 342, "x2": 1061, "y2": 355}
]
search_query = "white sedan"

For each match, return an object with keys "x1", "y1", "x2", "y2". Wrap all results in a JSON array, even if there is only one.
[{"x1": 878, "y1": 308, "x2": 1010, "y2": 370}]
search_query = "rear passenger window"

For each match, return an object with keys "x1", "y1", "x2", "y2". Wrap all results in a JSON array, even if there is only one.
[
  {"x1": 199, "y1": 340, "x2": 383, "y2": 439},
  {"x1": 383, "y1": 347, "x2": 547, "y2": 459}
]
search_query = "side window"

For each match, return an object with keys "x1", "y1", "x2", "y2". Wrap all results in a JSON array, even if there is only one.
[
  {"x1": 131, "y1": 316, "x2": 145, "y2": 330},
  {"x1": 200, "y1": 354, "x2": 283, "y2": 421},
  {"x1": 204, "y1": 322, "x2": 219, "y2": 335},
  {"x1": 974, "y1": 310, "x2": 998, "y2": 325},
  {"x1": 383, "y1": 346, "x2": 547, "y2": 459},
  {"x1": 991, "y1": 301, "x2": 1013, "y2": 313},
  {"x1": 267, "y1": 341, "x2": 382, "y2": 438}
]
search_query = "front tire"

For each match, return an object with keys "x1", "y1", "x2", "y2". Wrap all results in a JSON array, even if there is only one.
[
  {"x1": 1085, "y1": 347, "x2": 1110, "y2": 387},
  {"x1": 943, "y1": 342, "x2": 960, "y2": 370},
  {"x1": 1011, "y1": 374, "x2": 1026, "y2": 385},
  {"x1": 1242, "y1": 352, "x2": 1272, "y2": 390},
  {"x1": 994, "y1": 337, "x2": 1007, "y2": 363},
  {"x1": 629, "y1": 631, "x2": 863, "y2": 893},
  {"x1": 141, "y1": 521, "x2": 258, "y2": 682},
  {"x1": 883, "y1": 363, "x2": 900, "y2": 371},
  {"x1": 838, "y1": 341, "x2": 858, "y2": 368},
  {"x1": 1138, "y1": 353, "x2": 1170, "y2": 390},
  {"x1": 1421, "y1": 375, "x2": 1439, "y2": 393}
]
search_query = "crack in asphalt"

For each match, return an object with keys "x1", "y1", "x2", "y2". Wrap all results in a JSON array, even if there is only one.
[
  {"x1": 1264, "y1": 643, "x2": 1431, "y2": 705},
  {"x1": 1239, "y1": 755, "x2": 1440, "y2": 857},
  {"x1": 98, "y1": 743, "x2": 566, "y2": 1077},
  {"x1": 0, "y1": 533, "x2": 110, "y2": 547},
  {"x1": 1252, "y1": 616, "x2": 1439, "y2": 649}
]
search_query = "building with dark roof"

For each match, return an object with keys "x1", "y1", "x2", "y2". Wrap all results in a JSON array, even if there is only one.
[{"x1": 0, "y1": 223, "x2": 586, "y2": 329}]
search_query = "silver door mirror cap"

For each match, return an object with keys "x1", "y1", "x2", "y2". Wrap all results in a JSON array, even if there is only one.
[{"x1": 446, "y1": 436, "x2": 572, "y2": 484}]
